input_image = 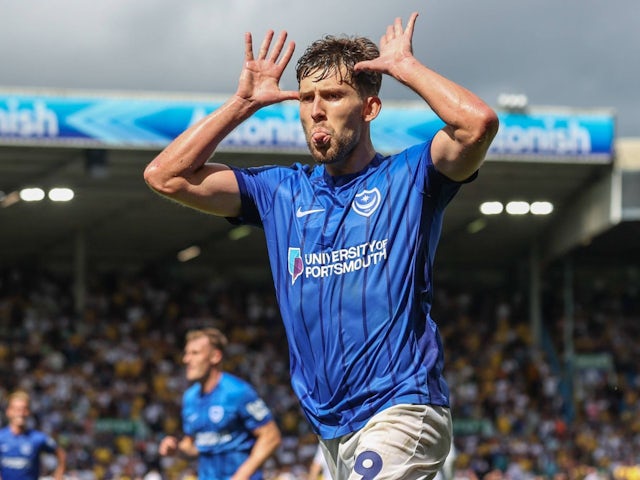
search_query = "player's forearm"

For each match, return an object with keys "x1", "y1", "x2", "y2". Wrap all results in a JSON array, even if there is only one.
[
  {"x1": 53, "y1": 464, "x2": 65, "y2": 480},
  {"x1": 177, "y1": 436, "x2": 199, "y2": 457},
  {"x1": 53, "y1": 448, "x2": 66, "y2": 480},
  {"x1": 144, "y1": 95, "x2": 257, "y2": 192},
  {"x1": 392, "y1": 57, "x2": 498, "y2": 147},
  {"x1": 178, "y1": 445, "x2": 199, "y2": 457},
  {"x1": 233, "y1": 427, "x2": 281, "y2": 479},
  {"x1": 307, "y1": 463, "x2": 321, "y2": 480},
  {"x1": 53, "y1": 467, "x2": 65, "y2": 480}
]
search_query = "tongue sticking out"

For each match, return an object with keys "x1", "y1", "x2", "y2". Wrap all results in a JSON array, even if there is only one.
[{"x1": 312, "y1": 132, "x2": 331, "y2": 146}]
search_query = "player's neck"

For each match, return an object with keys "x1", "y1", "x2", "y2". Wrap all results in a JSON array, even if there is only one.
[
  {"x1": 9, "y1": 424, "x2": 25, "y2": 435},
  {"x1": 325, "y1": 137, "x2": 376, "y2": 177},
  {"x1": 201, "y1": 369, "x2": 223, "y2": 394}
]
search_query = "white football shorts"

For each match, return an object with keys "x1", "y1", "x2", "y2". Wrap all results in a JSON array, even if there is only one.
[{"x1": 319, "y1": 404, "x2": 452, "y2": 480}]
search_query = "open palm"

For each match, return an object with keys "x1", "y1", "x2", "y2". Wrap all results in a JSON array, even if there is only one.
[
  {"x1": 236, "y1": 30, "x2": 299, "y2": 106},
  {"x1": 354, "y1": 12, "x2": 418, "y2": 76}
]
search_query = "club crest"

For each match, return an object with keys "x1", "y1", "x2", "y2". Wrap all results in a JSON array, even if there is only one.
[
  {"x1": 208, "y1": 406, "x2": 224, "y2": 423},
  {"x1": 352, "y1": 188, "x2": 381, "y2": 217}
]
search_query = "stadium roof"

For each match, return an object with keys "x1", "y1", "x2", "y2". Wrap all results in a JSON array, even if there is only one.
[{"x1": 2, "y1": 145, "x2": 635, "y2": 285}]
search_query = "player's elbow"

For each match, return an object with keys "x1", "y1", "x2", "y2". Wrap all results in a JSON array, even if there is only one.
[
  {"x1": 143, "y1": 163, "x2": 181, "y2": 196},
  {"x1": 471, "y1": 105, "x2": 500, "y2": 147},
  {"x1": 270, "y1": 426, "x2": 282, "y2": 450},
  {"x1": 264, "y1": 422, "x2": 282, "y2": 452}
]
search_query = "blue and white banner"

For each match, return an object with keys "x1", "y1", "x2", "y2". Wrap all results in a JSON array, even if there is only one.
[
  {"x1": 489, "y1": 112, "x2": 614, "y2": 162},
  {"x1": 0, "y1": 90, "x2": 614, "y2": 162}
]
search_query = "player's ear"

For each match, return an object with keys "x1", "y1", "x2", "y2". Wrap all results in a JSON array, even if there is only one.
[
  {"x1": 362, "y1": 96, "x2": 381, "y2": 122},
  {"x1": 210, "y1": 348, "x2": 223, "y2": 366}
]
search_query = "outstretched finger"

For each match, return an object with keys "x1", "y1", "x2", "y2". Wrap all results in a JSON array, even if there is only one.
[
  {"x1": 393, "y1": 16, "x2": 403, "y2": 36},
  {"x1": 385, "y1": 24, "x2": 394, "y2": 41},
  {"x1": 404, "y1": 12, "x2": 418, "y2": 37},
  {"x1": 257, "y1": 30, "x2": 275, "y2": 60},
  {"x1": 276, "y1": 39, "x2": 296, "y2": 69},
  {"x1": 268, "y1": 31, "x2": 288, "y2": 62},
  {"x1": 244, "y1": 32, "x2": 255, "y2": 61}
]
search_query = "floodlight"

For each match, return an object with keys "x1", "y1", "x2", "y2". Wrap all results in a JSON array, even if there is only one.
[
  {"x1": 19, "y1": 188, "x2": 45, "y2": 202},
  {"x1": 506, "y1": 201, "x2": 530, "y2": 215},
  {"x1": 530, "y1": 201, "x2": 554, "y2": 215},
  {"x1": 48, "y1": 188, "x2": 75, "y2": 202}
]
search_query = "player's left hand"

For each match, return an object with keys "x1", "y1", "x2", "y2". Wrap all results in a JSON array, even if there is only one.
[{"x1": 354, "y1": 12, "x2": 418, "y2": 76}]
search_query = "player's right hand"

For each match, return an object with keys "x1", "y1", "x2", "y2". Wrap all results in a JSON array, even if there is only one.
[
  {"x1": 234, "y1": 30, "x2": 300, "y2": 107},
  {"x1": 158, "y1": 435, "x2": 179, "y2": 456}
]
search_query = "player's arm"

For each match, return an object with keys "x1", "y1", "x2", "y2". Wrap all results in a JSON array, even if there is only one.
[
  {"x1": 307, "y1": 446, "x2": 327, "y2": 480},
  {"x1": 354, "y1": 12, "x2": 499, "y2": 182},
  {"x1": 52, "y1": 446, "x2": 66, "y2": 480},
  {"x1": 159, "y1": 434, "x2": 198, "y2": 458},
  {"x1": 307, "y1": 459, "x2": 323, "y2": 480},
  {"x1": 231, "y1": 420, "x2": 281, "y2": 480},
  {"x1": 144, "y1": 30, "x2": 299, "y2": 216},
  {"x1": 177, "y1": 435, "x2": 199, "y2": 457}
]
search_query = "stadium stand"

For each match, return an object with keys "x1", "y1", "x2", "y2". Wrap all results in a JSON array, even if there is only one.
[{"x1": 0, "y1": 265, "x2": 638, "y2": 479}]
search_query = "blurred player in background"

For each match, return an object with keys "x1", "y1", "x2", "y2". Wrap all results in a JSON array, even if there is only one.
[
  {"x1": 0, "y1": 390, "x2": 66, "y2": 480},
  {"x1": 145, "y1": 8, "x2": 498, "y2": 480},
  {"x1": 159, "y1": 328, "x2": 281, "y2": 480}
]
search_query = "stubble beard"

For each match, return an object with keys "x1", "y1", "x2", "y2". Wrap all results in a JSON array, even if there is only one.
[{"x1": 307, "y1": 128, "x2": 359, "y2": 167}]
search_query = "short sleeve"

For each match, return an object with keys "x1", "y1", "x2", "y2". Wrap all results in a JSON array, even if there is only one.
[{"x1": 237, "y1": 388, "x2": 273, "y2": 431}]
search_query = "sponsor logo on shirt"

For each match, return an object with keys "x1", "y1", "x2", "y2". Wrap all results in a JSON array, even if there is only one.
[
  {"x1": 246, "y1": 399, "x2": 269, "y2": 422},
  {"x1": 296, "y1": 206, "x2": 325, "y2": 218},
  {"x1": 195, "y1": 431, "x2": 233, "y2": 447},
  {"x1": 2, "y1": 457, "x2": 30, "y2": 469},
  {"x1": 288, "y1": 247, "x2": 304, "y2": 285},
  {"x1": 287, "y1": 239, "x2": 388, "y2": 284}
]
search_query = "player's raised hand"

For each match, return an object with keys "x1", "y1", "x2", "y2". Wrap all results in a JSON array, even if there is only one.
[
  {"x1": 354, "y1": 12, "x2": 419, "y2": 78},
  {"x1": 235, "y1": 30, "x2": 299, "y2": 107}
]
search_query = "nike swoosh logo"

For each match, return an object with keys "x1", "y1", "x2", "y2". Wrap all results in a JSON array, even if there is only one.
[{"x1": 296, "y1": 207, "x2": 325, "y2": 218}]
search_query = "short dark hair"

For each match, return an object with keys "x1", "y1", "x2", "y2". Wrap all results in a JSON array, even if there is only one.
[{"x1": 296, "y1": 35, "x2": 382, "y2": 98}]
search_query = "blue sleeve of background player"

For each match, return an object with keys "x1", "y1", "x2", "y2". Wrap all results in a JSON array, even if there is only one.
[{"x1": 237, "y1": 385, "x2": 274, "y2": 432}]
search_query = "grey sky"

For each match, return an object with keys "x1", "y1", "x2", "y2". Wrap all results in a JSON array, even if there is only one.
[{"x1": 1, "y1": 0, "x2": 637, "y2": 136}]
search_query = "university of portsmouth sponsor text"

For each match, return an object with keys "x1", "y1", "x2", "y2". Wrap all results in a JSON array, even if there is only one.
[{"x1": 304, "y1": 239, "x2": 388, "y2": 279}]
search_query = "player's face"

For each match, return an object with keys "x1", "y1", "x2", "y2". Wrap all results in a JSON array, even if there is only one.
[
  {"x1": 6, "y1": 398, "x2": 30, "y2": 430},
  {"x1": 299, "y1": 67, "x2": 366, "y2": 167},
  {"x1": 183, "y1": 336, "x2": 218, "y2": 382}
]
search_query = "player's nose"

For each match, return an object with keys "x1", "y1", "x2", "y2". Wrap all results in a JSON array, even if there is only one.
[{"x1": 311, "y1": 97, "x2": 326, "y2": 121}]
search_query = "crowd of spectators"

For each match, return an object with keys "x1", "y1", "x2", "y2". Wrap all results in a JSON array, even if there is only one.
[{"x1": 0, "y1": 264, "x2": 638, "y2": 479}]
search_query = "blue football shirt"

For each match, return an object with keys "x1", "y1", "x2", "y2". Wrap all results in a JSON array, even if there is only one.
[
  {"x1": 231, "y1": 141, "x2": 471, "y2": 439},
  {"x1": 182, "y1": 372, "x2": 274, "y2": 480},
  {"x1": 0, "y1": 427, "x2": 58, "y2": 480}
]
